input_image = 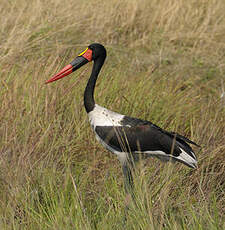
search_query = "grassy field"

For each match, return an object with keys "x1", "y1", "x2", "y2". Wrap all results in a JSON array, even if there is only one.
[{"x1": 0, "y1": 0, "x2": 225, "y2": 229}]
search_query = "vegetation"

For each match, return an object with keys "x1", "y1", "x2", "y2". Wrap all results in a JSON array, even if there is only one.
[{"x1": 0, "y1": 0, "x2": 224, "y2": 229}]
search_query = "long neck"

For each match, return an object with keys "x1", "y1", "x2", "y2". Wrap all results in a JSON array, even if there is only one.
[{"x1": 84, "y1": 56, "x2": 105, "y2": 113}]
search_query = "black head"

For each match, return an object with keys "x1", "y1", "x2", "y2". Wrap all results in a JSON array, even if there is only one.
[
  {"x1": 45, "y1": 43, "x2": 107, "y2": 84},
  {"x1": 88, "y1": 43, "x2": 107, "y2": 61}
]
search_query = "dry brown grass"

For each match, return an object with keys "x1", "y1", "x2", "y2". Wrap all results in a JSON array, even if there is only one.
[{"x1": 0, "y1": 0, "x2": 225, "y2": 229}]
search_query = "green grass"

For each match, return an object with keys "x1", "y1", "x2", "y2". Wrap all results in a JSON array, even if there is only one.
[{"x1": 0, "y1": 0, "x2": 225, "y2": 229}]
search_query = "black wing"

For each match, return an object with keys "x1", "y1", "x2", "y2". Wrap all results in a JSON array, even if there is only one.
[{"x1": 95, "y1": 115, "x2": 198, "y2": 159}]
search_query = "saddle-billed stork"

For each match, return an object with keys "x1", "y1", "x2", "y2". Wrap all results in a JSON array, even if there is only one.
[{"x1": 46, "y1": 43, "x2": 199, "y2": 192}]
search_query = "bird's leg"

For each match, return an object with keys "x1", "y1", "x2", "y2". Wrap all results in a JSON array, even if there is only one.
[
  {"x1": 122, "y1": 155, "x2": 136, "y2": 208},
  {"x1": 122, "y1": 162, "x2": 134, "y2": 224},
  {"x1": 122, "y1": 163, "x2": 134, "y2": 197},
  {"x1": 121, "y1": 152, "x2": 138, "y2": 225}
]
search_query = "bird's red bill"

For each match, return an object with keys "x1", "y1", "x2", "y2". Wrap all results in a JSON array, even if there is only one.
[
  {"x1": 45, "y1": 64, "x2": 73, "y2": 84},
  {"x1": 45, "y1": 48, "x2": 92, "y2": 84}
]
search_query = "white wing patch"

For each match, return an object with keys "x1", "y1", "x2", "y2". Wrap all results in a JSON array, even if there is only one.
[
  {"x1": 88, "y1": 104, "x2": 125, "y2": 129},
  {"x1": 138, "y1": 147, "x2": 197, "y2": 168},
  {"x1": 176, "y1": 148, "x2": 197, "y2": 168}
]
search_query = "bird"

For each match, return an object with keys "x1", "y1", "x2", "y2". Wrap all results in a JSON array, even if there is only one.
[{"x1": 46, "y1": 43, "x2": 199, "y2": 193}]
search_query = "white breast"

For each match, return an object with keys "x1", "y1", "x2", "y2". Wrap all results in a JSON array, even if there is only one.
[{"x1": 88, "y1": 104, "x2": 125, "y2": 128}]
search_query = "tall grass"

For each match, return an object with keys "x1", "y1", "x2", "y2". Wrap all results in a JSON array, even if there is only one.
[{"x1": 0, "y1": 0, "x2": 225, "y2": 229}]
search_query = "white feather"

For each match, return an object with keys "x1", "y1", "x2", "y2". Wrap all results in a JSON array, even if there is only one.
[
  {"x1": 135, "y1": 147, "x2": 197, "y2": 168},
  {"x1": 176, "y1": 148, "x2": 197, "y2": 168},
  {"x1": 88, "y1": 104, "x2": 125, "y2": 129}
]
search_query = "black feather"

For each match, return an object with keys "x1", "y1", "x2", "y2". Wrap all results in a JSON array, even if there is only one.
[{"x1": 95, "y1": 116, "x2": 198, "y2": 160}]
